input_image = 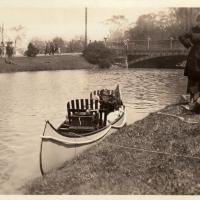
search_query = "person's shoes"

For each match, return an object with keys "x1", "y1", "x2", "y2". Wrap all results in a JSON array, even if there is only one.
[
  {"x1": 180, "y1": 94, "x2": 190, "y2": 103},
  {"x1": 181, "y1": 102, "x2": 195, "y2": 111},
  {"x1": 189, "y1": 102, "x2": 196, "y2": 111}
]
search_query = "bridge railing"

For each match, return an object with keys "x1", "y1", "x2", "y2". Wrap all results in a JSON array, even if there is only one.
[
  {"x1": 106, "y1": 41, "x2": 126, "y2": 56},
  {"x1": 106, "y1": 39, "x2": 188, "y2": 56},
  {"x1": 127, "y1": 39, "x2": 186, "y2": 52}
]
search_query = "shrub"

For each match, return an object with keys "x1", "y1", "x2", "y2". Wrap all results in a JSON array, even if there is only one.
[
  {"x1": 99, "y1": 58, "x2": 111, "y2": 68},
  {"x1": 83, "y1": 41, "x2": 114, "y2": 68},
  {"x1": 25, "y1": 42, "x2": 39, "y2": 57}
]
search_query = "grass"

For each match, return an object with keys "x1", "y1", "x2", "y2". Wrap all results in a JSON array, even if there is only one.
[
  {"x1": 23, "y1": 104, "x2": 200, "y2": 194},
  {"x1": 0, "y1": 54, "x2": 96, "y2": 73}
]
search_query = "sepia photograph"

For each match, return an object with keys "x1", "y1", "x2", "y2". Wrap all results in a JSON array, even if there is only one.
[{"x1": 1, "y1": 0, "x2": 200, "y2": 197}]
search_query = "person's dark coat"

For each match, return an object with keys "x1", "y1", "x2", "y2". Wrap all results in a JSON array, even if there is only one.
[
  {"x1": 179, "y1": 26, "x2": 200, "y2": 79},
  {"x1": 6, "y1": 45, "x2": 13, "y2": 57}
]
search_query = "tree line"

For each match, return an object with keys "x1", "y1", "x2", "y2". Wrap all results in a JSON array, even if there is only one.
[
  {"x1": 106, "y1": 8, "x2": 200, "y2": 42},
  {"x1": 83, "y1": 8, "x2": 200, "y2": 68},
  {"x1": 26, "y1": 36, "x2": 85, "y2": 57},
  {"x1": 26, "y1": 8, "x2": 200, "y2": 59}
]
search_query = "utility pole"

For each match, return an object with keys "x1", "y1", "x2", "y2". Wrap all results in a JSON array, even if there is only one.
[
  {"x1": 85, "y1": 7, "x2": 87, "y2": 49},
  {"x1": 1, "y1": 23, "x2": 4, "y2": 44},
  {"x1": 1, "y1": 23, "x2": 4, "y2": 56}
]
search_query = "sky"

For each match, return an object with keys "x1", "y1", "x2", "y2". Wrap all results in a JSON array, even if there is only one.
[
  {"x1": 0, "y1": 0, "x2": 200, "y2": 48},
  {"x1": 0, "y1": 7, "x2": 166, "y2": 42}
]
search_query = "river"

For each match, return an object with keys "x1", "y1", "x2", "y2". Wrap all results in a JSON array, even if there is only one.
[{"x1": 0, "y1": 68, "x2": 187, "y2": 194}]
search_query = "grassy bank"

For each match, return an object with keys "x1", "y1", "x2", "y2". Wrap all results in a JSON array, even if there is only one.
[
  {"x1": 23, "y1": 104, "x2": 200, "y2": 195},
  {"x1": 0, "y1": 54, "x2": 96, "y2": 73}
]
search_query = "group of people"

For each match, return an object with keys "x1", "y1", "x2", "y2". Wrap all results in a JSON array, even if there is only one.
[
  {"x1": 45, "y1": 42, "x2": 60, "y2": 55},
  {"x1": 179, "y1": 14, "x2": 200, "y2": 113},
  {"x1": 0, "y1": 41, "x2": 14, "y2": 64}
]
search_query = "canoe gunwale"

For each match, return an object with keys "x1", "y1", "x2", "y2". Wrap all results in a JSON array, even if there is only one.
[
  {"x1": 41, "y1": 124, "x2": 112, "y2": 146},
  {"x1": 39, "y1": 121, "x2": 113, "y2": 175},
  {"x1": 50, "y1": 120, "x2": 112, "y2": 138},
  {"x1": 40, "y1": 97, "x2": 126, "y2": 175},
  {"x1": 50, "y1": 106, "x2": 125, "y2": 138},
  {"x1": 41, "y1": 107, "x2": 126, "y2": 144}
]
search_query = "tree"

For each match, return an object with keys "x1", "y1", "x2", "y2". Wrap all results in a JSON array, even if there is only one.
[
  {"x1": 128, "y1": 13, "x2": 157, "y2": 40},
  {"x1": 52, "y1": 37, "x2": 65, "y2": 48},
  {"x1": 9, "y1": 25, "x2": 26, "y2": 54},
  {"x1": 83, "y1": 41, "x2": 114, "y2": 68},
  {"x1": 31, "y1": 38, "x2": 46, "y2": 54},
  {"x1": 69, "y1": 36, "x2": 85, "y2": 52},
  {"x1": 127, "y1": 12, "x2": 173, "y2": 40},
  {"x1": 168, "y1": 8, "x2": 200, "y2": 37},
  {"x1": 104, "y1": 15, "x2": 129, "y2": 42},
  {"x1": 25, "y1": 42, "x2": 39, "y2": 57},
  {"x1": 127, "y1": 8, "x2": 200, "y2": 41}
]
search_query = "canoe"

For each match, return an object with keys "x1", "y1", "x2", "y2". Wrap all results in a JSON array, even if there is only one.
[{"x1": 39, "y1": 86, "x2": 127, "y2": 175}]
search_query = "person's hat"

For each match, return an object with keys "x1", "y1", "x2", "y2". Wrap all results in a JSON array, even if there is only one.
[{"x1": 196, "y1": 14, "x2": 200, "y2": 22}]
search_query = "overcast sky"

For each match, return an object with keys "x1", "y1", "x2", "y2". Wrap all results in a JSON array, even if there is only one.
[
  {"x1": 0, "y1": 7, "x2": 167, "y2": 41},
  {"x1": 0, "y1": 0, "x2": 200, "y2": 47}
]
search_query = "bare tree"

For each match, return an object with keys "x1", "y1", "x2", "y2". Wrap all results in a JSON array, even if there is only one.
[
  {"x1": 9, "y1": 25, "x2": 26, "y2": 54},
  {"x1": 31, "y1": 38, "x2": 46, "y2": 54}
]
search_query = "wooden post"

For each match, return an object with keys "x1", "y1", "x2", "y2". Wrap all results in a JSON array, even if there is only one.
[
  {"x1": 170, "y1": 37, "x2": 173, "y2": 50},
  {"x1": 104, "y1": 37, "x2": 107, "y2": 46},
  {"x1": 147, "y1": 37, "x2": 151, "y2": 50}
]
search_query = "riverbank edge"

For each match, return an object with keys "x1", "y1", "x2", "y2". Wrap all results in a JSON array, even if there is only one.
[
  {"x1": 0, "y1": 53, "x2": 184, "y2": 73},
  {"x1": 23, "y1": 103, "x2": 200, "y2": 195},
  {"x1": 0, "y1": 54, "x2": 97, "y2": 73}
]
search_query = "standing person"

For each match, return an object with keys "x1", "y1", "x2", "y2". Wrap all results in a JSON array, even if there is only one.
[
  {"x1": 0, "y1": 42, "x2": 4, "y2": 57},
  {"x1": 179, "y1": 14, "x2": 200, "y2": 111},
  {"x1": 54, "y1": 43, "x2": 58, "y2": 54},
  {"x1": 45, "y1": 42, "x2": 50, "y2": 55},
  {"x1": 50, "y1": 42, "x2": 55, "y2": 55},
  {"x1": 5, "y1": 41, "x2": 14, "y2": 64},
  {"x1": 0, "y1": 43, "x2": 2, "y2": 57}
]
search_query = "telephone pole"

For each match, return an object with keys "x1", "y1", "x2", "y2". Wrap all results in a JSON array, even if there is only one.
[
  {"x1": 1, "y1": 23, "x2": 4, "y2": 44},
  {"x1": 85, "y1": 7, "x2": 88, "y2": 49}
]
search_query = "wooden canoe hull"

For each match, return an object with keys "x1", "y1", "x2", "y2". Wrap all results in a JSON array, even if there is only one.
[{"x1": 40, "y1": 108, "x2": 126, "y2": 175}]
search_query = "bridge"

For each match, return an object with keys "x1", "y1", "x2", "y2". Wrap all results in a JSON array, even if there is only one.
[{"x1": 107, "y1": 39, "x2": 188, "y2": 68}]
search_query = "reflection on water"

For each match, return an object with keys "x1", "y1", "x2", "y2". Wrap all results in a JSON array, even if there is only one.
[{"x1": 0, "y1": 68, "x2": 187, "y2": 193}]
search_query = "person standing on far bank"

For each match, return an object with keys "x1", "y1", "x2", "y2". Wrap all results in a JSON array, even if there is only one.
[
  {"x1": 5, "y1": 42, "x2": 14, "y2": 64},
  {"x1": 179, "y1": 14, "x2": 200, "y2": 111}
]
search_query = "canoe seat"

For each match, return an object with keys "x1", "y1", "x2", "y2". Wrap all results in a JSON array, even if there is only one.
[
  {"x1": 67, "y1": 99, "x2": 101, "y2": 128},
  {"x1": 69, "y1": 113, "x2": 99, "y2": 128},
  {"x1": 68, "y1": 126, "x2": 96, "y2": 133},
  {"x1": 59, "y1": 127, "x2": 69, "y2": 131}
]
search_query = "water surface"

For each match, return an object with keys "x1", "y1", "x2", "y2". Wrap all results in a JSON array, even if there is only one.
[{"x1": 0, "y1": 68, "x2": 187, "y2": 193}]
